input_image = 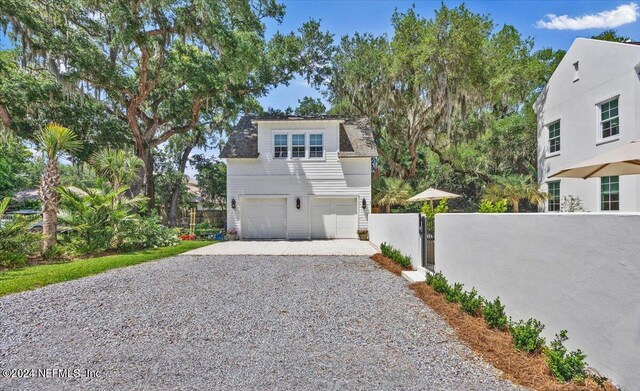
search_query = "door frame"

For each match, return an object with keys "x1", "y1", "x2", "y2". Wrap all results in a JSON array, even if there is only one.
[{"x1": 308, "y1": 195, "x2": 359, "y2": 239}]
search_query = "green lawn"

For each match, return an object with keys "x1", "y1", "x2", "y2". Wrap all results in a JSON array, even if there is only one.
[{"x1": 0, "y1": 240, "x2": 214, "y2": 297}]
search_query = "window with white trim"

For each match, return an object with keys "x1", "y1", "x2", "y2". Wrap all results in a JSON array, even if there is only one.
[
  {"x1": 547, "y1": 181, "x2": 560, "y2": 212},
  {"x1": 274, "y1": 134, "x2": 288, "y2": 158},
  {"x1": 601, "y1": 176, "x2": 619, "y2": 211},
  {"x1": 548, "y1": 120, "x2": 560, "y2": 154},
  {"x1": 291, "y1": 134, "x2": 305, "y2": 158},
  {"x1": 600, "y1": 97, "x2": 619, "y2": 139},
  {"x1": 309, "y1": 134, "x2": 323, "y2": 158}
]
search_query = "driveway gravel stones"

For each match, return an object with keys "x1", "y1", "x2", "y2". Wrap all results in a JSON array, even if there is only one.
[{"x1": 0, "y1": 255, "x2": 522, "y2": 390}]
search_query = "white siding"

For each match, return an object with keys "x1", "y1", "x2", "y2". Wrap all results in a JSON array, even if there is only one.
[
  {"x1": 536, "y1": 39, "x2": 640, "y2": 212},
  {"x1": 226, "y1": 120, "x2": 372, "y2": 239}
]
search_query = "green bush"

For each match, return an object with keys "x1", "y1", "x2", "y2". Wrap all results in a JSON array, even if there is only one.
[
  {"x1": 0, "y1": 197, "x2": 41, "y2": 267},
  {"x1": 380, "y1": 242, "x2": 412, "y2": 268},
  {"x1": 459, "y1": 288, "x2": 483, "y2": 316},
  {"x1": 426, "y1": 272, "x2": 450, "y2": 294},
  {"x1": 478, "y1": 198, "x2": 508, "y2": 213},
  {"x1": 545, "y1": 330, "x2": 587, "y2": 383},
  {"x1": 41, "y1": 244, "x2": 69, "y2": 263},
  {"x1": 119, "y1": 215, "x2": 179, "y2": 250},
  {"x1": 483, "y1": 297, "x2": 508, "y2": 330},
  {"x1": 510, "y1": 318, "x2": 546, "y2": 353},
  {"x1": 445, "y1": 282, "x2": 464, "y2": 303}
]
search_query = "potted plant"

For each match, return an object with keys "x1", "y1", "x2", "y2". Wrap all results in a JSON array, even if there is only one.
[
  {"x1": 225, "y1": 228, "x2": 239, "y2": 241},
  {"x1": 357, "y1": 229, "x2": 369, "y2": 241}
]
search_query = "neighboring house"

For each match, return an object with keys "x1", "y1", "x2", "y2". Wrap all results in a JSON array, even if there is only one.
[
  {"x1": 220, "y1": 116, "x2": 377, "y2": 239},
  {"x1": 536, "y1": 38, "x2": 640, "y2": 212}
]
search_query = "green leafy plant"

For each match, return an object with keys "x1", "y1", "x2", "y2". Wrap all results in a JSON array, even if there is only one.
[
  {"x1": 478, "y1": 199, "x2": 508, "y2": 213},
  {"x1": 0, "y1": 197, "x2": 41, "y2": 267},
  {"x1": 41, "y1": 244, "x2": 68, "y2": 263},
  {"x1": 483, "y1": 297, "x2": 508, "y2": 330},
  {"x1": 380, "y1": 242, "x2": 412, "y2": 268},
  {"x1": 445, "y1": 282, "x2": 464, "y2": 303},
  {"x1": 119, "y1": 214, "x2": 179, "y2": 250},
  {"x1": 510, "y1": 318, "x2": 546, "y2": 353},
  {"x1": 459, "y1": 288, "x2": 483, "y2": 316},
  {"x1": 426, "y1": 272, "x2": 450, "y2": 294},
  {"x1": 545, "y1": 330, "x2": 588, "y2": 383}
]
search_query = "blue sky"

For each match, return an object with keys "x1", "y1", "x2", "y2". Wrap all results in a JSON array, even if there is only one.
[{"x1": 260, "y1": 0, "x2": 640, "y2": 110}]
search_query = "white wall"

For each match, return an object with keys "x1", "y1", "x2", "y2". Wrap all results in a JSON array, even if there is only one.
[
  {"x1": 436, "y1": 213, "x2": 640, "y2": 390},
  {"x1": 226, "y1": 120, "x2": 371, "y2": 239},
  {"x1": 536, "y1": 39, "x2": 640, "y2": 212},
  {"x1": 369, "y1": 213, "x2": 421, "y2": 269}
]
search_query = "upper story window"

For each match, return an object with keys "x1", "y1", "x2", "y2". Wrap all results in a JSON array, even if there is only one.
[
  {"x1": 547, "y1": 181, "x2": 560, "y2": 212},
  {"x1": 274, "y1": 134, "x2": 288, "y2": 158},
  {"x1": 291, "y1": 134, "x2": 305, "y2": 158},
  {"x1": 548, "y1": 120, "x2": 560, "y2": 154},
  {"x1": 309, "y1": 134, "x2": 323, "y2": 158},
  {"x1": 601, "y1": 176, "x2": 619, "y2": 211},
  {"x1": 599, "y1": 97, "x2": 619, "y2": 140}
]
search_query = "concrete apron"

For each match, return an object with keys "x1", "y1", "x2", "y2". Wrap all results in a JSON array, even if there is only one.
[{"x1": 182, "y1": 239, "x2": 380, "y2": 256}]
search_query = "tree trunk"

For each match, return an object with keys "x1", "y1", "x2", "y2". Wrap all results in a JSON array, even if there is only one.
[
  {"x1": 40, "y1": 160, "x2": 60, "y2": 251},
  {"x1": 512, "y1": 199, "x2": 520, "y2": 213},
  {"x1": 408, "y1": 140, "x2": 418, "y2": 178},
  {"x1": 131, "y1": 142, "x2": 156, "y2": 210},
  {"x1": 144, "y1": 148, "x2": 155, "y2": 210},
  {"x1": 167, "y1": 145, "x2": 194, "y2": 227}
]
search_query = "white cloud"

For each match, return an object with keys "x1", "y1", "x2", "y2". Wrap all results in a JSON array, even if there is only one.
[{"x1": 536, "y1": 3, "x2": 639, "y2": 30}]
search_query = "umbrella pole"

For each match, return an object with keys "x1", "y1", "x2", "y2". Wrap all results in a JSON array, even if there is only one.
[{"x1": 430, "y1": 200, "x2": 434, "y2": 210}]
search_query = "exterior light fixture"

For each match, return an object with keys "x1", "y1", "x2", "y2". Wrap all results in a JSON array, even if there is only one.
[
  {"x1": 296, "y1": 198, "x2": 301, "y2": 209},
  {"x1": 231, "y1": 199, "x2": 236, "y2": 209},
  {"x1": 362, "y1": 198, "x2": 367, "y2": 209}
]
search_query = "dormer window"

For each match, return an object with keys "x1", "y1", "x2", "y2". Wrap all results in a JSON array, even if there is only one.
[
  {"x1": 274, "y1": 134, "x2": 288, "y2": 158},
  {"x1": 309, "y1": 134, "x2": 323, "y2": 158},
  {"x1": 291, "y1": 134, "x2": 305, "y2": 158}
]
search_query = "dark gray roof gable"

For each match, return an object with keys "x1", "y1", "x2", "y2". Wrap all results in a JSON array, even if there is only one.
[{"x1": 220, "y1": 116, "x2": 378, "y2": 159}]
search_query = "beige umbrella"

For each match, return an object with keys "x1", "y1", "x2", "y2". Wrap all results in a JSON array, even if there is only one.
[
  {"x1": 407, "y1": 187, "x2": 461, "y2": 209},
  {"x1": 550, "y1": 140, "x2": 640, "y2": 179}
]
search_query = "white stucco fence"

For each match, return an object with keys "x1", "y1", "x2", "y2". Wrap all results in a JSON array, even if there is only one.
[
  {"x1": 369, "y1": 213, "x2": 421, "y2": 269},
  {"x1": 435, "y1": 213, "x2": 640, "y2": 390}
]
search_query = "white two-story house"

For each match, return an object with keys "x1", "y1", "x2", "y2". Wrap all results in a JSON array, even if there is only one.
[
  {"x1": 220, "y1": 116, "x2": 377, "y2": 239},
  {"x1": 536, "y1": 38, "x2": 640, "y2": 212}
]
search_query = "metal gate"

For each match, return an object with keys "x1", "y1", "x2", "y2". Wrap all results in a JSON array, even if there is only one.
[{"x1": 419, "y1": 215, "x2": 435, "y2": 271}]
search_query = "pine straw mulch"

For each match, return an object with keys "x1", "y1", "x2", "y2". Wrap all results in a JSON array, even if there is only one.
[{"x1": 370, "y1": 254, "x2": 616, "y2": 391}]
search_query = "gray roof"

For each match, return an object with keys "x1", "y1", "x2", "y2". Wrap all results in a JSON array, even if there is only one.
[
  {"x1": 219, "y1": 116, "x2": 259, "y2": 158},
  {"x1": 220, "y1": 116, "x2": 378, "y2": 159}
]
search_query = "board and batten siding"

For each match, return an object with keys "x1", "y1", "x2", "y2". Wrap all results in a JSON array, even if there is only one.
[{"x1": 226, "y1": 120, "x2": 372, "y2": 239}]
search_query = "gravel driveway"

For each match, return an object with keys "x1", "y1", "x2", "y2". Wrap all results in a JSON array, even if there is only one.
[{"x1": 0, "y1": 255, "x2": 521, "y2": 390}]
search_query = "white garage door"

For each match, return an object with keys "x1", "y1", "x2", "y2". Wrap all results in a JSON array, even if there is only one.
[
  {"x1": 310, "y1": 198, "x2": 358, "y2": 239},
  {"x1": 241, "y1": 198, "x2": 287, "y2": 239}
]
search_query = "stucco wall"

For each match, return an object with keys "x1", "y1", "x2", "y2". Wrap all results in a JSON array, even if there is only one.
[
  {"x1": 536, "y1": 39, "x2": 640, "y2": 212},
  {"x1": 435, "y1": 213, "x2": 640, "y2": 390},
  {"x1": 369, "y1": 213, "x2": 421, "y2": 269}
]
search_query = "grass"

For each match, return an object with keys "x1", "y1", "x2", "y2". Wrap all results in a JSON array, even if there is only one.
[{"x1": 0, "y1": 240, "x2": 214, "y2": 297}]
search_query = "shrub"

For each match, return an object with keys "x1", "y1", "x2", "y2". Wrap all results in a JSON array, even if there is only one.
[
  {"x1": 479, "y1": 199, "x2": 508, "y2": 213},
  {"x1": 426, "y1": 272, "x2": 449, "y2": 294},
  {"x1": 545, "y1": 330, "x2": 587, "y2": 383},
  {"x1": 510, "y1": 318, "x2": 546, "y2": 353},
  {"x1": 41, "y1": 244, "x2": 69, "y2": 263},
  {"x1": 459, "y1": 288, "x2": 483, "y2": 316},
  {"x1": 0, "y1": 197, "x2": 41, "y2": 267},
  {"x1": 120, "y1": 215, "x2": 179, "y2": 250},
  {"x1": 380, "y1": 242, "x2": 412, "y2": 268},
  {"x1": 483, "y1": 297, "x2": 508, "y2": 330},
  {"x1": 445, "y1": 282, "x2": 464, "y2": 303}
]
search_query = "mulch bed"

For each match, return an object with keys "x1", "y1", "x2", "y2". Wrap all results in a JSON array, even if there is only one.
[{"x1": 371, "y1": 254, "x2": 616, "y2": 391}]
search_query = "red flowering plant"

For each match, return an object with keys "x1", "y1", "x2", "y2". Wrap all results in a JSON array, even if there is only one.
[{"x1": 179, "y1": 233, "x2": 197, "y2": 241}]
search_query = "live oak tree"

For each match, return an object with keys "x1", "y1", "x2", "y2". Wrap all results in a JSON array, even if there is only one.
[{"x1": 1, "y1": 0, "x2": 333, "y2": 208}]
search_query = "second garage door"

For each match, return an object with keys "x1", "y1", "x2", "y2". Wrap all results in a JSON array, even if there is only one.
[
  {"x1": 241, "y1": 198, "x2": 287, "y2": 239},
  {"x1": 310, "y1": 198, "x2": 358, "y2": 239}
]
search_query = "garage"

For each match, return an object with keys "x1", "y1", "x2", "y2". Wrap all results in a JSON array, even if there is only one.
[
  {"x1": 310, "y1": 197, "x2": 358, "y2": 239},
  {"x1": 241, "y1": 198, "x2": 287, "y2": 239}
]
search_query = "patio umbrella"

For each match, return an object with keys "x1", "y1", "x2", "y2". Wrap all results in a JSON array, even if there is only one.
[
  {"x1": 549, "y1": 140, "x2": 640, "y2": 179},
  {"x1": 407, "y1": 187, "x2": 461, "y2": 209}
]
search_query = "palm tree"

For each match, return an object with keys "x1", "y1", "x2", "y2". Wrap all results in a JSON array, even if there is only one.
[
  {"x1": 37, "y1": 124, "x2": 81, "y2": 251},
  {"x1": 373, "y1": 177, "x2": 412, "y2": 213},
  {"x1": 484, "y1": 174, "x2": 547, "y2": 213},
  {"x1": 89, "y1": 148, "x2": 144, "y2": 190}
]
